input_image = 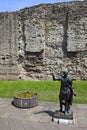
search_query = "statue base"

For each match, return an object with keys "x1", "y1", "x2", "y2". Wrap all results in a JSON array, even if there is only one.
[
  {"x1": 52, "y1": 110, "x2": 74, "y2": 124},
  {"x1": 54, "y1": 110, "x2": 73, "y2": 119}
]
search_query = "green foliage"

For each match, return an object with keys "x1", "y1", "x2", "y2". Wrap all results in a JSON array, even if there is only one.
[{"x1": 0, "y1": 80, "x2": 87, "y2": 104}]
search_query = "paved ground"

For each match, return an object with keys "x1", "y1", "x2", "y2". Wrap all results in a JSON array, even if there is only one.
[{"x1": 0, "y1": 98, "x2": 87, "y2": 130}]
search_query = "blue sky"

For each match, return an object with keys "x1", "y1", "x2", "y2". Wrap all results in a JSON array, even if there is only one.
[{"x1": 0, "y1": 0, "x2": 72, "y2": 12}]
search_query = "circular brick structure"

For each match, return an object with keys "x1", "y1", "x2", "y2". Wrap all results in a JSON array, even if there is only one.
[{"x1": 13, "y1": 91, "x2": 38, "y2": 108}]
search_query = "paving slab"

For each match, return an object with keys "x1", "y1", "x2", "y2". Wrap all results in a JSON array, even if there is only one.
[
  {"x1": 0, "y1": 118, "x2": 10, "y2": 130},
  {"x1": 0, "y1": 98, "x2": 87, "y2": 130},
  {"x1": 8, "y1": 118, "x2": 24, "y2": 130}
]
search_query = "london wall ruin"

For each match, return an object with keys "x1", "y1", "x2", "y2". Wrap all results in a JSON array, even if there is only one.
[{"x1": 0, "y1": 1, "x2": 87, "y2": 80}]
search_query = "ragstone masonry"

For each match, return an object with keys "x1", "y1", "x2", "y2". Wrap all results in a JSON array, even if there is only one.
[{"x1": 0, "y1": 1, "x2": 87, "y2": 80}]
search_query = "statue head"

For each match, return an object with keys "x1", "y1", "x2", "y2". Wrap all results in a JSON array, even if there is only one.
[{"x1": 63, "y1": 69, "x2": 68, "y2": 77}]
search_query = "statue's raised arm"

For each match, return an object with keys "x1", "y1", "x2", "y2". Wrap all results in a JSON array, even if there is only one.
[{"x1": 52, "y1": 73, "x2": 61, "y2": 81}]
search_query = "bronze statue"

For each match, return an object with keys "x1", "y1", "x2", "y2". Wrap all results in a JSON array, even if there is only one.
[{"x1": 53, "y1": 70, "x2": 76, "y2": 115}]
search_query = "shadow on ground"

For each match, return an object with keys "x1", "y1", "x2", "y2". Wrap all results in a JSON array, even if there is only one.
[{"x1": 34, "y1": 110, "x2": 54, "y2": 117}]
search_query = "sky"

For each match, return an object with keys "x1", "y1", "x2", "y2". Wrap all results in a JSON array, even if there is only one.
[{"x1": 0, "y1": 0, "x2": 73, "y2": 12}]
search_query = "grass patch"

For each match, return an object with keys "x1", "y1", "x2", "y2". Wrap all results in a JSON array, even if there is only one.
[
  {"x1": 73, "y1": 81, "x2": 87, "y2": 104},
  {"x1": 0, "y1": 80, "x2": 87, "y2": 104}
]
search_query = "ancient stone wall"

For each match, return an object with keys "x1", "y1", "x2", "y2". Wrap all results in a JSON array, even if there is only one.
[
  {"x1": 0, "y1": 1, "x2": 87, "y2": 80},
  {"x1": 0, "y1": 12, "x2": 19, "y2": 80}
]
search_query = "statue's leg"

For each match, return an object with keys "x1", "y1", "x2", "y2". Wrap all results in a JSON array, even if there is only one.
[
  {"x1": 70, "y1": 94, "x2": 73, "y2": 105},
  {"x1": 68, "y1": 103, "x2": 70, "y2": 111},
  {"x1": 59, "y1": 93, "x2": 63, "y2": 112},
  {"x1": 60, "y1": 100, "x2": 62, "y2": 112},
  {"x1": 65, "y1": 101, "x2": 68, "y2": 112},
  {"x1": 65, "y1": 101, "x2": 67, "y2": 112},
  {"x1": 65, "y1": 101, "x2": 70, "y2": 114}
]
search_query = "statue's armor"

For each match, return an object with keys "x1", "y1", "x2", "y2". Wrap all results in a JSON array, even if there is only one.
[{"x1": 59, "y1": 76, "x2": 73, "y2": 105}]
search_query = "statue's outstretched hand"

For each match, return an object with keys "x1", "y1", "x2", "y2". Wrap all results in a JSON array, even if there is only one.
[
  {"x1": 73, "y1": 92, "x2": 76, "y2": 96},
  {"x1": 52, "y1": 73, "x2": 55, "y2": 80}
]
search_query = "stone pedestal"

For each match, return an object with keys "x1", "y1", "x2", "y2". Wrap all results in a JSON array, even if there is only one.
[{"x1": 52, "y1": 110, "x2": 74, "y2": 124}]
